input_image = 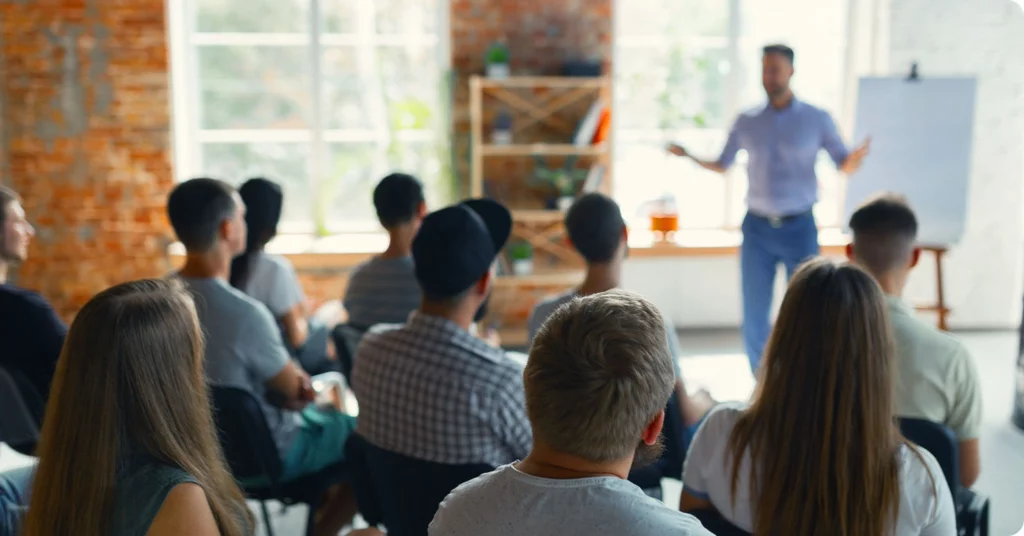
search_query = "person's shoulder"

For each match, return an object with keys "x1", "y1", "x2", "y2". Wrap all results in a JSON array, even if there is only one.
[
  {"x1": 431, "y1": 467, "x2": 508, "y2": 526},
  {"x1": 258, "y1": 252, "x2": 297, "y2": 274},
  {"x1": 704, "y1": 401, "x2": 745, "y2": 427},
  {"x1": 530, "y1": 291, "x2": 575, "y2": 320},
  {"x1": 892, "y1": 309, "x2": 969, "y2": 364},
  {"x1": 185, "y1": 278, "x2": 274, "y2": 320},
  {"x1": 0, "y1": 285, "x2": 55, "y2": 313}
]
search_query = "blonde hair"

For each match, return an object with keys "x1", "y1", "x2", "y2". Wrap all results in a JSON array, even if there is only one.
[
  {"x1": 526, "y1": 289, "x2": 674, "y2": 461},
  {"x1": 24, "y1": 278, "x2": 251, "y2": 536}
]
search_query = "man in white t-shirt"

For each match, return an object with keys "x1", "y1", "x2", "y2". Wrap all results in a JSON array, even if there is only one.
[
  {"x1": 430, "y1": 290, "x2": 711, "y2": 536},
  {"x1": 847, "y1": 193, "x2": 983, "y2": 487}
]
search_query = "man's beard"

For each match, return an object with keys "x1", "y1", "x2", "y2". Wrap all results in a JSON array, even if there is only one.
[{"x1": 631, "y1": 434, "x2": 666, "y2": 470}]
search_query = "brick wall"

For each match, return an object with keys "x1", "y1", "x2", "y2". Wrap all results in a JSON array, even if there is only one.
[{"x1": 0, "y1": 0, "x2": 173, "y2": 321}]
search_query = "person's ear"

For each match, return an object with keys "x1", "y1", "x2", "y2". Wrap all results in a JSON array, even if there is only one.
[
  {"x1": 219, "y1": 218, "x2": 233, "y2": 242},
  {"x1": 845, "y1": 243, "x2": 854, "y2": 261},
  {"x1": 910, "y1": 247, "x2": 922, "y2": 269},
  {"x1": 476, "y1": 267, "x2": 493, "y2": 296},
  {"x1": 417, "y1": 200, "x2": 427, "y2": 218},
  {"x1": 642, "y1": 410, "x2": 665, "y2": 446}
]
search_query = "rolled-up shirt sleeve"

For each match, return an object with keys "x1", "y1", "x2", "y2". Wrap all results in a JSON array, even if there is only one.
[
  {"x1": 821, "y1": 111, "x2": 850, "y2": 167},
  {"x1": 716, "y1": 119, "x2": 742, "y2": 169}
]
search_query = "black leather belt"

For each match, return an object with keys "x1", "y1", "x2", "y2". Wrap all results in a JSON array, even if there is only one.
[{"x1": 749, "y1": 209, "x2": 812, "y2": 228}]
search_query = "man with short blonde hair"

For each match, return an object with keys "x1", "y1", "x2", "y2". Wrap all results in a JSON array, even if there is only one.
[{"x1": 430, "y1": 290, "x2": 710, "y2": 536}]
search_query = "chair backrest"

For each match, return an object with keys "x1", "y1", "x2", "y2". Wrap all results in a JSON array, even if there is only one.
[
  {"x1": 627, "y1": 389, "x2": 686, "y2": 489},
  {"x1": 898, "y1": 417, "x2": 959, "y2": 493},
  {"x1": 331, "y1": 324, "x2": 366, "y2": 382},
  {"x1": 0, "y1": 366, "x2": 40, "y2": 447},
  {"x1": 345, "y1": 433, "x2": 493, "y2": 536},
  {"x1": 690, "y1": 509, "x2": 751, "y2": 536},
  {"x1": 209, "y1": 386, "x2": 284, "y2": 486}
]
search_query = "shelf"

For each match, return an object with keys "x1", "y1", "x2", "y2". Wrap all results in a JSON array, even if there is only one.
[
  {"x1": 510, "y1": 209, "x2": 563, "y2": 223},
  {"x1": 481, "y1": 144, "x2": 607, "y2": 157},
  {"x1": 495, "y1": 271, "x2": 583, "y2": 287},
  {"x1": 475, "y1": 76, "x2": 610, "y2": 89}
]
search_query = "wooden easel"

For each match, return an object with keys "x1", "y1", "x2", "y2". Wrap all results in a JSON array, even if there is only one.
[{"x1": 915, "y1": 246, "x2": 950, "y2": 331}]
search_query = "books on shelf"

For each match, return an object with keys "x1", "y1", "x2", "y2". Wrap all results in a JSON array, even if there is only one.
[
  {"x1": 573, "y1": 100, "x2": 604, "y2": 146},
  {"x1": 582, "y1": 164, "x2": 606, "y2": 193}
]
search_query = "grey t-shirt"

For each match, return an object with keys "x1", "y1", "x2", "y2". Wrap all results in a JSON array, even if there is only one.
[
  {"x1": 343, "y1": 255, "x2": 421, "y2": 329},
  {"x1": 179, "y1": 277, "x2": 300, "y2": 454},
  {"x1": 528, "y1": 291, "x2": 682, "y2": 378},
  {"x1": 429, "y1": 465, "x2": 712, "y2": 536},
  {"x1": 241, "y1": 252, "x2": 306, "y2": 317}
]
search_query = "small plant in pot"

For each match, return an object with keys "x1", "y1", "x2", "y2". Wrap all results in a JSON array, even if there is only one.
[
  {"x1": 508, "y1": 241, "x2": 534, "y2": 277},
  {"x1": 533, "y1": 156, "x2": 587, "y2": 211},
  {"x1": 492, "y1": 110, "x2": 513, "y2": 145},
  {"x1": 485, "y1": 42, "x2": 510, "y2": 79}
]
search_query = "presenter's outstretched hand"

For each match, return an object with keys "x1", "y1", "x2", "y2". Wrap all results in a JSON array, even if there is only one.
[
  {"x1": 666, "y1": 143, "x2": 689, "y2": 158},
  {"x1": 841, "y1": 137, "x2": 871, "y2": 174}
]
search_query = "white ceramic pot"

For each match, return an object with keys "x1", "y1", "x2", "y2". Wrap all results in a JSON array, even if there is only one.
[
  {"x1": 512, "y1": 259, "x2": 533, "y2": 277},
  {"x1": 557, "y1": 196, "x2": 575, "y2": 212},
  {"x1": 486, "y1": 63, "x2": 510, "y2": 79},
  {"x1": 492, "y1": 130, "x2": 513, "y2": 145}
]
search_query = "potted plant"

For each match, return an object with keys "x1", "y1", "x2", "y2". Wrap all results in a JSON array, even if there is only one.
[
  {"x1": 533, "y1": 156, "x2": 587, "y2": 211},
  {"x1": 508, "y1": 241, "x2": 534, "y2": 276},
  {"x1": 485, "y1": 42, "x2": 510, "y2": 79},
  {"x1": 492, "y1": 110, "x2": 513, "y2": 145}
]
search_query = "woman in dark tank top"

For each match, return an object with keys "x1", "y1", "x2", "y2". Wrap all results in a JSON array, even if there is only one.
[{"x1": 22, "y1": 279, "x2": 252, "y2": 536}]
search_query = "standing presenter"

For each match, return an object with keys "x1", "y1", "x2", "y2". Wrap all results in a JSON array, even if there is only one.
[{"x1": 667, "y1": 44, "x2": 870, "y2": 373}]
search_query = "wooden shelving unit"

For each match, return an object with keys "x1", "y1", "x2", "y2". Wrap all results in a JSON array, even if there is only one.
[{"x1": 469, "y1": 76, "x2": 613, "y2": 342}]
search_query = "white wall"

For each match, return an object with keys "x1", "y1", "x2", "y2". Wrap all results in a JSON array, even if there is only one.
[{"x1": 625, "y1": 0, "x2": 1024, "y2": 330}]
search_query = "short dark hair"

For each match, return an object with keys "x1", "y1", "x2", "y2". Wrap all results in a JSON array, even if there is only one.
[
  {"x1": 565, "y1": 193, "x2": 626, "y2": 263},
  {"x1": 373, "y1": 173, "x2": 424, "y2": 228},
  {"x1": 167, "y1": 178, "x2": 238, "y2": 252},
  {"x1": 0, "y1": 186, "x2": 20, "y2": 227},
  {"x1": 763, "y1": 44, "x2": 795, "y2": 64},
  {"x1": 848, "y1": 193, "x2": 918, "y2": 275}
]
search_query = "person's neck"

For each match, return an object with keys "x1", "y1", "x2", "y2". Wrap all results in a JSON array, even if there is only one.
[
  {"x1": 769, "y1": 90, "x2": 794, "y2": 110},
  {"x1": 577, "y1": 262, "x2": 621, "y2": 296},
  {"x1": 517, "y1": 441, "x2": 632, "y2": 480},
  {"x1": 0, "y1": 261, "x2": 8, "y2": 285},
  {"x1": 873, "y1": 271, "x2": 906, "y2": 298},
  {"x1": 178, "y1": 250, "x2": 232, "y2": 281},
  {"x1": 418, "y1": 300, "x2": 476, "y2": 332},
  {"x1": 380, "y1": 226, "x2": 415, "y2": 259}
]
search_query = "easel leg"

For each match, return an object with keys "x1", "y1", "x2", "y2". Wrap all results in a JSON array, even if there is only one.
[{"x1": 935, "y1": 248, "x2": 948, "y2": 331}]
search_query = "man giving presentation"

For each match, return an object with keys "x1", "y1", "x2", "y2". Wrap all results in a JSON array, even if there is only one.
[{"x1": 667, "y1": 44, "x2": 870, "y2": 372}]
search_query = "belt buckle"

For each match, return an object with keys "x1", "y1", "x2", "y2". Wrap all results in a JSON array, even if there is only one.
[{"x1": 768, "y1": 216, "x2": 783, "y2": 228}]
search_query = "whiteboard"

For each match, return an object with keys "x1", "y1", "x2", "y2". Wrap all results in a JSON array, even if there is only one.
[{"x1": 842, "y1": 77, "x2": 977, "y2": 246}]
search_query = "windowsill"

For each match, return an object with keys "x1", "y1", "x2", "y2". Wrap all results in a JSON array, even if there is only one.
[{"x1": 167, "y1": 229, "x2": 853, "y2": 268}]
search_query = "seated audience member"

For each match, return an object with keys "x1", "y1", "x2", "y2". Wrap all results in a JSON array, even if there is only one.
[
  {"x1": 169, "y1": 178, "x2": 357, "y2": 534},
  {"x1": 431, "y1": 290, "x2": 711, "y2": 536},
  {"x1": 352, "y1": 198, "x2": 531, "y2": 467},
  {"x1": 0, "y1": 186, "x2": 65, "y2": 422},
  {"x1": 230, "y1": 177, "x2": 335, "y2": 375},
  {"x1": 680, "y1": 258, "x2": 955, "y2": 535},
  {"x1": 0, "y1": 464, "x2": 33, "y2": 535},
  {"x1": 23, "y1": 279, "x2": 252, "y2": 536},
  {"x1": 343, "y1": 173, "x2": 426, "y2": 330},
  {"x1": 527, "y1": 193, "x2": 714, "y2": 448},
  {"x1": 848, "y1": 194, "x2": 983, "y2": 487}
]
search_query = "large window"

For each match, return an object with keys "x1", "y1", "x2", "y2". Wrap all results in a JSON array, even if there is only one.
[
  {"x1": 614, "y1": 0, "x2": 852, "y2": 230},
  {"x1": 170, "y1": 0, "x2": 449, "y2": 234}
]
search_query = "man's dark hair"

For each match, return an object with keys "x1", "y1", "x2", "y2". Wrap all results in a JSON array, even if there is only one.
[
  {"x1": 565, "y1": 193, "x2": 626, "y2": 264},
  {"x1": 0, "y1": 186, "x2": 20, "y2": 227},
  {"x1": 763, "y1": 44, "x2": 795, "y2": 64},
  {"x1": 373, "y1": 173, "x2": 424, "y2": 228},
  {"x1": 848, "y1": 193, "x2": 918, "y2": 275},
  {"x1": 167, "y1": 178, "x2": 238, "y2": 252}
]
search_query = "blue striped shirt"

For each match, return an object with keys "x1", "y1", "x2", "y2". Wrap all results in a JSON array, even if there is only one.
[{"x1": 343, "y1": 255, "x2": 421, "y2": 330}]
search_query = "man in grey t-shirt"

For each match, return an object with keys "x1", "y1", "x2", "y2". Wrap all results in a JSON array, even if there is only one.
[
  {"x1": 168, "y1": 178, "x2": 358, "y2": 535},
  {"x1": 343, "y1": 173, "x2": 426, "y2": 330},
  {"x1": 430, "y1": 291, "x2": 711, "y2": 536}
]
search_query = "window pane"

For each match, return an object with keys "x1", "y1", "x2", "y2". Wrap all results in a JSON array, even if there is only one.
[
  {"x1": 198, "y1": 46, "x2": 309, "y2": 129},
  {"x1": 201, "y1": 142, "x2": 312, "y2": 225},
  {"x1": 323, "y1": 143, "x2": 379, "y2": 229},
  {"x1": 322, "y1": 46, "x2": 370, "y2": 129},
  {"x1": 387, "y1": 141, "x2": 446, "y2": 210},
  {"x1": 321, "y1": 0, "x2": 359, "y2": 34},
  {"x1": 196, "y1": 0, "x2": 309, "y2": 33},
  {"x1": 378, "y1": 46, "x2": 439, "y2": 119},
  {"x1": 617, "y1": 0, "x2": 728, "y2": 38},
  {"x1": 373, "y1": 0, "x2": 438, "y2": 34}
]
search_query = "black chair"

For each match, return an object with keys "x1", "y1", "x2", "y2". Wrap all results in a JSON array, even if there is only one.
[
  {"x1": 210, "y1": 386, "x2": 347, "y2": 536},
  {"x1": 0, "y1": 366, "x2": 39, "y2": 448},
  {"x1": 345, "y1": 433, "x2": 493, "y2": 536},
  {"x1": 899, "y1": 417, "x2": 990, "y2": 536},
  {"x1": 330, "y1": 324, "x2": 366, "y2": 383},
  {"x1": 627, "y1": 390, "x2": 687, "y2": 498},
  {"x1": 689, "y1": 509, "x2": 751, "y2": 536}
]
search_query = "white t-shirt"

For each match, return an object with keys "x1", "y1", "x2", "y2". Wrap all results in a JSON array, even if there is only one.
[
  {"x1": 241, "y1": 252, "x2": 306, "y2": 317},
  {"x1": 682, "y1": 403, "x2": 956, "y2": 535},
  {"x1": 430, "y1": 465, "x2": 712, "y2": 536}
]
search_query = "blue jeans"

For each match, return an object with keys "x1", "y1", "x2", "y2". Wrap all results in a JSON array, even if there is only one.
[{"x1": 741, "y1": 211, "x2": 819, "y2": 372}]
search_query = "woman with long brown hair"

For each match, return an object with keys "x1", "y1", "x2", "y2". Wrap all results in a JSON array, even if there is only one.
[
  {"x1": 23, "y1": 279, "x2": 252, "y2": 535},
  {"x1": 680, "y1": 258, "x2": 955, "y2": 535}
]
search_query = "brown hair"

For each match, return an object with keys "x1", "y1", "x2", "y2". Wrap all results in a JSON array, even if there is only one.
[
  {"x1": 727, "y1": 258, "x2": 929, "y2": 535},
  {"x1": 526, "y1": 289, "x2": 674, "y2": 461},
  {"x1": 849, "y1": 192, "x2": 919, "y2": 276},
  {"x1": 0, "y1": 186, "x2": 19, "y2": 226},
  {"x1": 23, "y1": 278, "x2": 251, "y2": 536}
]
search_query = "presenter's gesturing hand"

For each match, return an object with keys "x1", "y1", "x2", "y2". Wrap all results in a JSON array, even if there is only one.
[
  {"x1": 840, "y1": 137, "x2": 871, "y2": 175},
  {"x1": 665, "y1": 143, "x2": 726, "y2": 174}
]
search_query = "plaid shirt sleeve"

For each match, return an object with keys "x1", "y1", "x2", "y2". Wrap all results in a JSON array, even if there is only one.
[{"x1": 490, "y1": 374, "x2": 533, "y2": 460}]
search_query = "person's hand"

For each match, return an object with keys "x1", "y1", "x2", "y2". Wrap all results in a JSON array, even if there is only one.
[
  {"x1": 298, "y1": 373, "x2": 316, "y2": 403},
  {"x1": 346, "y1": 528, "x2": 386, "y2": 536},
  {"x1": 666, "y1": 143, "x2": 689, "y2": 158},
  {"x1": 841, "y1": 136, "x2": 871, "y2": 174}
]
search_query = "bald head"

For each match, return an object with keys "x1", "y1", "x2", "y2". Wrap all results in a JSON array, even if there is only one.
[{"x1": 848, "y1": 193, "x2": 918, "y2": 277}]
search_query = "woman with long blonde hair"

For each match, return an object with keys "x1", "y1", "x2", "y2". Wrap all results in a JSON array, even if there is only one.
[
  {"x1": 23, "y1": 279, "x2": 252, "y2": 535},
  {"x1": 680, "y1": 258, "x2": 955, "y2": 535}
]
